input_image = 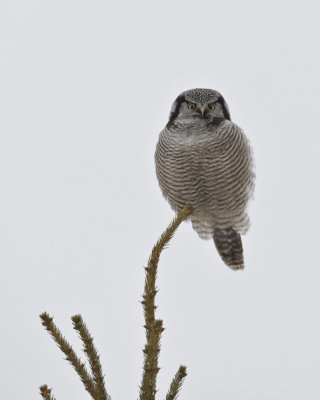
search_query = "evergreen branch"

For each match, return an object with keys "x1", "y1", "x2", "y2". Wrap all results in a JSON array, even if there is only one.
[
  {"x1": 165, "y1": 366, "x2": 187, "y2": 400},
  {"x1": 72, "y1": 314, "x2": 111, "y2": 400},
  {"x1": 39, "y1": 312, "x2": 96, "y2": 399},
  {"x1": 139, "y1": 206, "x2": 192, "y2": 400},
  {"x1": 140, "y1": 318, "x2": 164, "y2": 400},
  {"x1": 39, "y1": 385, "x2": 56, "y2": 400}
]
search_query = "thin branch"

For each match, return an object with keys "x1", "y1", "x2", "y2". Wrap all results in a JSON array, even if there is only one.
[
  {"x1": 39, "y1": 385, "x2": 56, "y2": 400},
  {"x1": 40, "y1": 206, "x2": 192, "y2": 400},
  {"x1": 72, "y1": 314, "x2": 111, "y2": 400},
  {"x1": 140, "y1": 318, "x2": 164, "y2": 400},
  {"x1": 165, "y1": 366, "x2": 187, "y2": 400},
  {"x1": 40, "y1": 312, "x2": 96, "y2": 399},
  {"x1": 139, "y1": 206, "x2": 192, "y2": 400}
]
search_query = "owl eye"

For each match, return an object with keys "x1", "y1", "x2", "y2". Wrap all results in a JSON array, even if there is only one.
[
  {"x1": 208, "y1": 103, "x2": 215, "y2": 110},
  {"x1": 187, "y1": 102, "x2": 197, "y2": 110}
]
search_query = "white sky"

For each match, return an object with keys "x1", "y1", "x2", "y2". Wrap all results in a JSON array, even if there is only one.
[{"x1": 1, "y1": 1, "x2": 320, "y2": 399}]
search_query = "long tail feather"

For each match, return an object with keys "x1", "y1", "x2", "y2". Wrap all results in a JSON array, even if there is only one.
[{"x1": 213, "y1": 228, "x2": 244, "y2": 270}]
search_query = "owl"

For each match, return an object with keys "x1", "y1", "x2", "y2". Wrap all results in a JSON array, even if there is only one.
[{"x1": 155, "y1": 88, "x2": 254, "y2": 270}]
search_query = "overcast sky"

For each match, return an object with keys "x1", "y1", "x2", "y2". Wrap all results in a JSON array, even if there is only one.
[{"x1": 1, "y1": 1, "x2": 320, "y2": 399}]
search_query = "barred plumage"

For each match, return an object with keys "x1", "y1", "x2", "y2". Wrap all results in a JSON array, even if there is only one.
[{"x1": 155, "y1": 88, "x2": 254, "y2": 270}]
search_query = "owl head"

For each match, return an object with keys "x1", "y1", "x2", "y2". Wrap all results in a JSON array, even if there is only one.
[{"x1": 167, "y1": 88, "x2": 231, "y2": 127}]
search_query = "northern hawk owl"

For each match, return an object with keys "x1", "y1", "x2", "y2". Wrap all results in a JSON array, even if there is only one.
[{"x1": 155, "y1": 88, "x2": 254, "y2": 270}]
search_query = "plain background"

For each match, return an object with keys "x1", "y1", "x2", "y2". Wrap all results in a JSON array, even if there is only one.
[{"x1": 1, "y1": 0, "x2": 320, "y2": 399}]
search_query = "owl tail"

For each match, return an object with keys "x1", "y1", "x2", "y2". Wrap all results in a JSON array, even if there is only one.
[{"x1": 213, "y1": 228, "x2": 244, "y2": 270}]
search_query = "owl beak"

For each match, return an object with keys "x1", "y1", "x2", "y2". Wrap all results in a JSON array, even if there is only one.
[{"x1": 199, "y1": 105, "x2": 206, "y2": 116}]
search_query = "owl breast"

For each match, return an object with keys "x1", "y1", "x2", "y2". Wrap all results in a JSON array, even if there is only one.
[{"x1": 155, "y1": 120, "x2": 254, "y2": 238}]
